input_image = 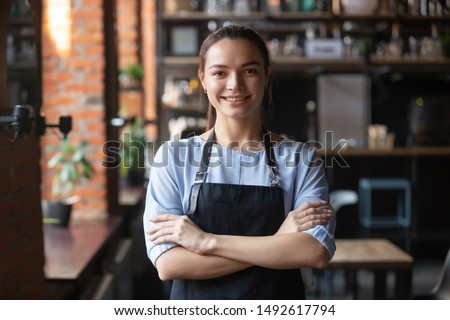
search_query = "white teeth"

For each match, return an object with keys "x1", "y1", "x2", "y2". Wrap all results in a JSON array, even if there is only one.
[{"x1": 224, "y1": 97, "x2": 246, "y2": 102}]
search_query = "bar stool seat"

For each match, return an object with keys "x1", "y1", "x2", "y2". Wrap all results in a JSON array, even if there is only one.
[{"x1": 358, "y1": 178, "x2": 411, "y2": 228}]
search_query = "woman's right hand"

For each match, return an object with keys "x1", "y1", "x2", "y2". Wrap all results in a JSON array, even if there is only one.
[{"x1": 276, "y1": 201, "x2": 333, "y2": 235}]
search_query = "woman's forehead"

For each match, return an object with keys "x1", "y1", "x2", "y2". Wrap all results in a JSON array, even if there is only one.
[{"x1": 205, "y1": 38, "x2": 265, "y2": 66}]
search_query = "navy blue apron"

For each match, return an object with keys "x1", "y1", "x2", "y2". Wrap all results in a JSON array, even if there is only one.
[{"x1": 170, "y1": 129, "x2": 305, "y2": 299}]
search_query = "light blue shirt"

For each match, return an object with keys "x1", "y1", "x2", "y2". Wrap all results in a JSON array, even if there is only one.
[{"x1": 143, "y1": 135, "x2": 336, "y2": 266}]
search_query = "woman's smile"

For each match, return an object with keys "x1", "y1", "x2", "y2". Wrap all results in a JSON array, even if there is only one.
[{"x1": 221, "y1": 95, "x2": 251, "y2": 104}]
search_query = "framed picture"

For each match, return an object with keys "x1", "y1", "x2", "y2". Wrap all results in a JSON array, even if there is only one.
[{"x1": 170, "y1": 26, "x2": 198, "y2": 55}]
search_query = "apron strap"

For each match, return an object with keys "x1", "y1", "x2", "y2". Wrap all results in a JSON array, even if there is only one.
[
  {"x1": 187, "y1": 130, "x2": 214, "y2": 215},
  {"x1": 263, "y1": 130, "x2": 280, "y2": 187},
  {"x1": 187, "y1": 128, "x2": 280, "y2": 215}
]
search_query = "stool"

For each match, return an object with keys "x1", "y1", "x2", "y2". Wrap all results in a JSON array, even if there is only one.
[{"x1": 358, "y1": 178, "x2": 411, "y2": 228}]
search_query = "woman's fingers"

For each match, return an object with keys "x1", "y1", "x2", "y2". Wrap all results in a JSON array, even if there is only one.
[
  {"x1": 147, "y1": 214, "x2": 209, "y2": 254},
  {"x1": 150, "y1": 213, "x2": 184, "y2": 223},
  {"x1": 296, "y1": 200, "x2": 329, "y2": 213},
  {"x1": 302, "y1": 210, "x2": 333, "y2": 220},
  {"x1": 149, "y1": 226, "x2": 175, "y2": 243}
]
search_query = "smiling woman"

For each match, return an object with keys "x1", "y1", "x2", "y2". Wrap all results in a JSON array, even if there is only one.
[{"x1": 143, "y1": 24, "x2": 336, "y2": 300}]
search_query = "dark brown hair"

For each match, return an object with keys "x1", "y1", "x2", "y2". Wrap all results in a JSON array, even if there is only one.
[{"x1": 198, "y1": 24, "x2": 274, "y2": 131}]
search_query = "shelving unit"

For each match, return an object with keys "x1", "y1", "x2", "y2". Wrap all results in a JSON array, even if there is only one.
[
  {"x1": 156, "y1": 0, "x2": 450, "y2": 141},
  {"x1": 7, "y1": 0, "x2": 39, "y2": 108}
]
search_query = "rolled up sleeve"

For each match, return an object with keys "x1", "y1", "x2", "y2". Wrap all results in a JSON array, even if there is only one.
[
  {"x1": 143, "y1": 142, "x2": 184, "y2": 266},
  {"x1": 304, "y1": 213, "x2": 336, "y2": 260}
]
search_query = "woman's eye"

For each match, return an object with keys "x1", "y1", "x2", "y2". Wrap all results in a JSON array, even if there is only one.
[
  {"x1": 245, "y1": 69, "x2": 257, "y2": 75},
  {"x1": 212, "y1": 71, "x2": 225, "y2": 77}
]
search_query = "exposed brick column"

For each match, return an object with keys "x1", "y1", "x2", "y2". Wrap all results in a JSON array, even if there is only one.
[
  {"x1": 141, "y1": 0, "x2": 157, "y2": 141},
  {"x1": 116, "y1": 0, "x2": 142, "y2": 118},
  {"x1": 41, "y1": 0, "x2": 107, "y2": 219},
  {"x1": 117, "y1": 0, "x2": 139, "y2": 69}
]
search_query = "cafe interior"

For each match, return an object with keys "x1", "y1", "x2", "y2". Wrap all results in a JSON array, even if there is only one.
[{"x1": 1, "y1": 0, "x2": 449, "y2": 300}]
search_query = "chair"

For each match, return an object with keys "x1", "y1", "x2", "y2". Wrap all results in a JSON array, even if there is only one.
[
  {"x1": 92, "y1": 273, "x2": 115, "y2": 300},
  {"x1": 311, "y1": 190, "x2": 358, "y2": 299},
  {"x1": 358, "y1": 178, "x2": 411, "y2": 228},
  {"x1": 330, "y1": 190, "x2": 359, "y2": 212},
  {"x1": 358, "y1": 178, "x2": 412, "y2": 252},
  {"x1": 415, "y1": 248, "x2": 450, "y2": 300}
]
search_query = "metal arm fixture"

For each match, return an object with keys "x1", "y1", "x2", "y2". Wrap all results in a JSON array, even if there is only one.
[
  {"x1": 36, "y1": 114, "x2": 72, "y2": 138},
  {"x1": 0, "y1": 105, "x2": 73, "y2": 140},
  {"x1": 0, "y1": 105, "x2": 31, "y2": 140}
]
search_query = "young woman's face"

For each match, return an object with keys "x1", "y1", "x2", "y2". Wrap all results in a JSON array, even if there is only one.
[{"x1": 199, "y1": 38, "x2": 268, "y2": 123}]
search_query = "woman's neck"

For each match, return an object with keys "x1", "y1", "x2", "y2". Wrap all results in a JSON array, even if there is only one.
[{"x1": 211, "y1": 118, "x2": 264, "y2": 150}]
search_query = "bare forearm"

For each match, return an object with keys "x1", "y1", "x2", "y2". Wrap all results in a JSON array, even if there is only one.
[
  {"x1": 205, "y1": 232, "x2": 329, "y2": 270},
  {"x1": 155, "y1": 247, "x2": 252, "y2": 281}
]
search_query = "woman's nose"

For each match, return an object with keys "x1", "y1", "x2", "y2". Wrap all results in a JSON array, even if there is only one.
[{"x1": 227, "y1": 73, "x2": 244, "y2": 90}]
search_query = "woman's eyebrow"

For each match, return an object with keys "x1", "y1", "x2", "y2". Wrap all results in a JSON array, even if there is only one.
[
  {"x1": 242, "y1": 61, "x2": 261, "y2": 67},
  {"x1": 208, "y1": 64, "x2": 228, "y2": 69},
  {"x1": 208, "y1": 61, "x2": 262, "y2": 69}
]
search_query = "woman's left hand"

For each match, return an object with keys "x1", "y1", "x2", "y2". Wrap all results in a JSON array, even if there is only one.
[
  {"x1": 148, "y1": 214, "x2": 211, "y2": 254},
  {"x1": 276, "y1": 201, "x2": 333, "y2": 235}
]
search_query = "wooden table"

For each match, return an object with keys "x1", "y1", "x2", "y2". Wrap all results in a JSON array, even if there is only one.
[
  {"x1": 328, "y1": 238, "x2": 414, "y2": 299},
  {"x1": 44, "y1": 215, "x2": 123, "y2": 298}
]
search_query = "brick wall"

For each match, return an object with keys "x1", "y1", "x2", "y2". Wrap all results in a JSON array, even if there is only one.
[
  {"x1": 117, "y1": 0, "x2": 139, "y2": 70},
  {"x1": 117, "y1": 0, "x2": 142, "y2": 119},
  {"x1": 0, "y1": 0, "x2": 47, "y2": 299},
  {"x1": 141, "y1": 0, "x2": 157, "y2": 140},
  {"x1": 41, "y1": 0, "x2": 107, "y2": 219},
  {"x1": 116, "y1": 0, "x2": 157, "y2": 152}
]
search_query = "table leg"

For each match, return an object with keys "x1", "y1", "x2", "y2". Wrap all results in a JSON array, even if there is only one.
[
  {"x1": 346, "y1": 270, "x2": 358, "y2": 299},
  {"x1": 395, "y1": 269, "x2": 412, "y2": 299},
  {"x1": 374, "y1": 270, "x2": 387, "y2": 299}
]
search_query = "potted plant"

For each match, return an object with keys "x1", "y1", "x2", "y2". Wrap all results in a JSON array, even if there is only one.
[
  {"x1": 118, "y1": 62, "x2": 144, "y2": 88},
  {"x1": 43, "y1": 138, "x2": 94, "y2": 227},
  {"x1": 119, "y1": 117, "x2": 147, "y2": 186}
]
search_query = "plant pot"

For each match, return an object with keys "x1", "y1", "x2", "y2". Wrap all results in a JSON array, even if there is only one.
[
  {"x1": 43, "y1": 200, "x2": 73, "y2": 227},
  {"x1": 126, "y1": 168, "x2": 145, "y2": 186}
]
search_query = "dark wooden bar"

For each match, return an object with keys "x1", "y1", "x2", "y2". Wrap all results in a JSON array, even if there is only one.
[{"x1": 44, "y1": 215, "x2": 124, "y2": 298}]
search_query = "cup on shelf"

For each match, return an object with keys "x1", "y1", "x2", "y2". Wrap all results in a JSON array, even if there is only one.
[
  {"x1": 368, "y1": 124, "x2": 395, "y2": 150},
  {"x1": 342, "y1": 0, "x2": 378, "y2": 16}
]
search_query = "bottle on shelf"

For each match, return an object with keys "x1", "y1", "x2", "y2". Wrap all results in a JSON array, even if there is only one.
[
  {"x1": 7, "y1": 34, "x2": 15, "y2": 65},
  {"x1": 385, "y1": 23, "x2": 404, "y2": 59},
  {"x1": 332, "y1": 0, "x2": 341, "y2": 15},
  {"x1": 306, "y1": 100, "x2": 317, "y2": 142},
  {"x1": 233, "y1": 0, "x2": 251, "y2": 15}
]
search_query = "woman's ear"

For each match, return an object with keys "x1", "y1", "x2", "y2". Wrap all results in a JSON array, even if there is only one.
[{"x1": 198, "y1": 69, "x2": 206, "y2": 92}]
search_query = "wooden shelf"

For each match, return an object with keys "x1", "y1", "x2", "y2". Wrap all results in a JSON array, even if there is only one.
[
  {"x1": 7, "y1": 60, "x2": 38, "y2": 69},
  {"x1": 161, "y1": 55, "x2": 450, "y2": 73},
  {"x1": 161, "y1": 11, "x2": 266, "y2": 21},
  {"x1": 162, "y1": 56, "x2": 198, "y2": 66},
  {"x1": 370, "y1": 57, "x2": 450, "y2": 72},
  {"x1": 272, "y1": 56, "x2": 366, "y2": 72},
  {"x1": 163, "y1": 102, "x2": 205, "y2": 112},
  {"x1": 8, "y1": 16, "x2": 34, "y2": 25},
  {"x1": 161, "y1": 11, "x2": 450, "y2": 23}
]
